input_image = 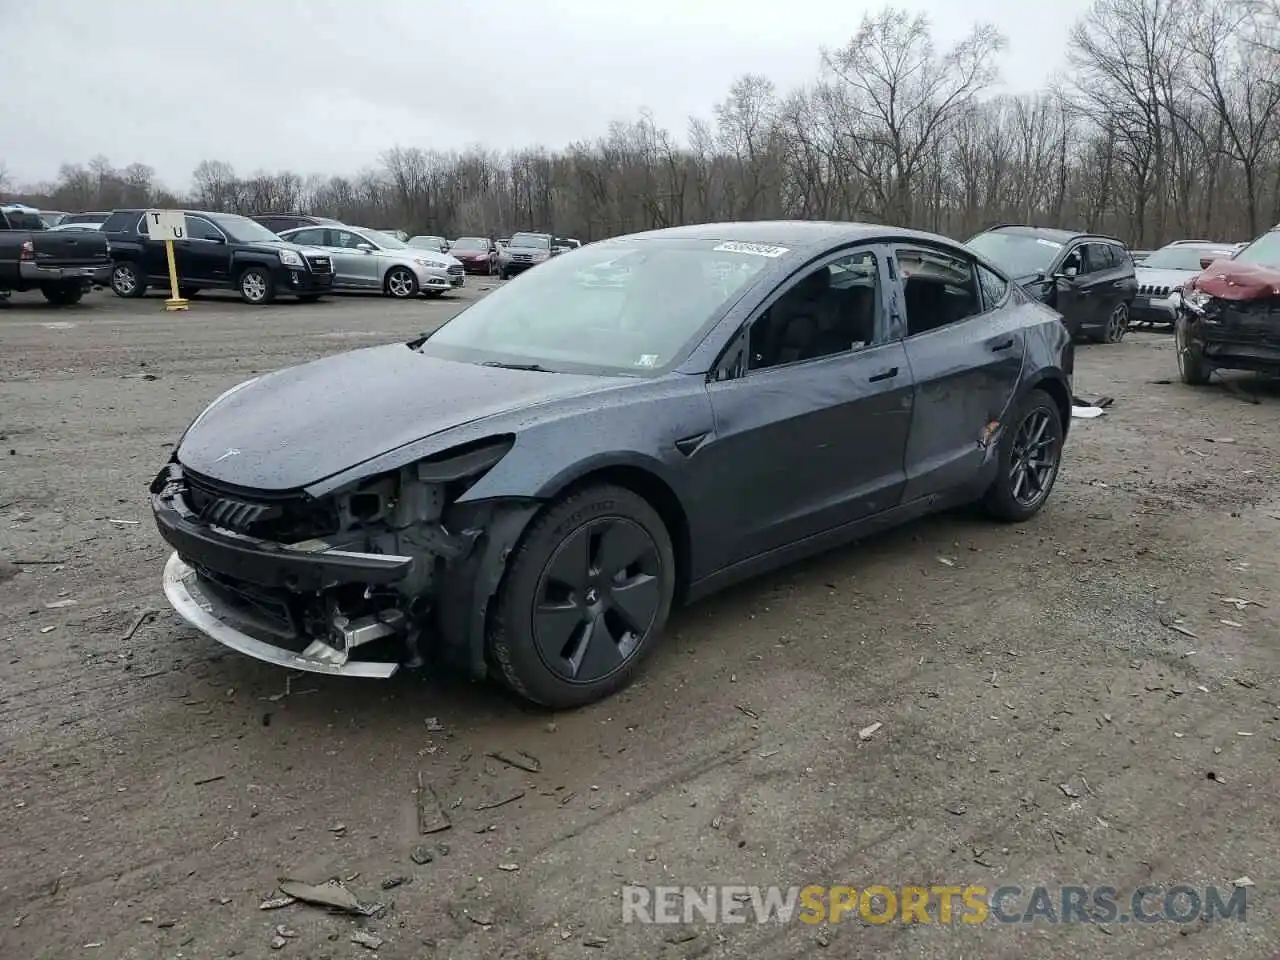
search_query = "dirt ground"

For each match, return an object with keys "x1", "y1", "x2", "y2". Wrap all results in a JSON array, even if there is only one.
[{"x1": 1, "y1": 285, "x2": 1278, "y2": 960}]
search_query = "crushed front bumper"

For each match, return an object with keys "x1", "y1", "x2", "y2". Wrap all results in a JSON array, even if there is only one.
[
  {"x1": 152, "y1": 465, "x2": 414, "y2": 677},
  {"x1": 1186, "y1": 298, "x2": 1280, "y2": 373},
  {"x1": 163, "y1": 553, "x2": 398, "y2": 678}
]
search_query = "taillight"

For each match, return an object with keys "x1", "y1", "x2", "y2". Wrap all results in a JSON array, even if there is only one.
[{"x1": 19, "y1": 240, "x2": 34, "y2": 261}]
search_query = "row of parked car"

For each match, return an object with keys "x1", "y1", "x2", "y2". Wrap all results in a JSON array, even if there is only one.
[{"x1": 0, "y1": 202, "x2": 581, "y2": 305}]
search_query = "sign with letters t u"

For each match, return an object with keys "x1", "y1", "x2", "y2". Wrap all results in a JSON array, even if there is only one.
[{"x1": 145, "y1": 210, "x2": 186, "y2": 241}]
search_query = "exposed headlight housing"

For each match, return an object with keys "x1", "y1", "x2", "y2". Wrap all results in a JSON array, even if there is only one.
[{"x1": 279, "y1": 249, "x2": 304, "y2": 268}]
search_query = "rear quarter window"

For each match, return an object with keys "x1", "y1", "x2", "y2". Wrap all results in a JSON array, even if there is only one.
[
  {"x1": 101, "y1": 211, "x2": 141, "y2": 233},
  {"x1": 2, "y1": 210, "x2": 46, "y2": 230}
]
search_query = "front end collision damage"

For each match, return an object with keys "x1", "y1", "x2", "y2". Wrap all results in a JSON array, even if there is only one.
[
  {"x1": 1173, "y1": 263, "x2": 1280, "y2": 377},
  {"x1": 151, "y1": 435, "x2": 544, "y2": 680}
]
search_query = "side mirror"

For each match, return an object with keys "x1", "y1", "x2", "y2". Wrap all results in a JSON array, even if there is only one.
[
  {"x1": 357, "y1": 243, "x2": 375, "y2": 253},
  {"x1": 1053, "y1": 266, "x2": 1077, "y2": 281}
]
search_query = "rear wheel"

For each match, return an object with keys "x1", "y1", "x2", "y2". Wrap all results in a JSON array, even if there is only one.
[
  {"x1": 41, "y1": 283, "x2": 83, "y2": 306},
  {"x1": 237, "y1": 266, "x2": 274, "y2": 305},
  {"x1": 1175, "y1": 316, "x2": 1211, "y2": 385},
  {"x1": 385, "y1": 267, "x2": 418, "y2": 299},
  {"x1": 983, "y1": 390, "x2": 1064, "y2": 522},
  {"x1": 487, "y1": 484, "x2": 675, "y2": 709},
  {"x1": 110, "y1": 262, "x2": 147, "y2": 298},
  {"x1": 1099, "y1": 302, "x2": 1129, "y2": 343}
]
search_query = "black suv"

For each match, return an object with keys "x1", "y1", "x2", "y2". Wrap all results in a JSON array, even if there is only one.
[
  {"x1": 102, "y1": 209, "x2": 334, "y2": 304},
  {"x1": 252, "y1": 214, "x2": 344, "y2": 235},
  {"x1": 966, "y1": 225, "x2": 1138, "y2": 343}
]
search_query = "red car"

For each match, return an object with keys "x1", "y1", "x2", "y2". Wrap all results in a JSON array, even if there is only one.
[{"x1": 449, "y1": 236, "x2": 498, "y2": 275}]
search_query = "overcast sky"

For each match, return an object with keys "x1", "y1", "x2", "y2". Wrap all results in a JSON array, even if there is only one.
[{"x1": 6, "y1": 0, "x2": 1075, "y2": 189}]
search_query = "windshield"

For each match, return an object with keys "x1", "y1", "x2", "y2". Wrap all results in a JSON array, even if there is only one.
[
  {"x1": 451, "y1": 237, "x2": 488, "y2": 250},
  {"x1": 362, "y1": 229, "x2": 408, "y2": 250},
  {"x1": 967, "y1": 231, "x2": 1062, "y2": 277},
  {"x1": 419, "y1": 239, "x2": 776, "y2": 375},
  {"x1": 216, "y1": 215, "x2": 287, "y2": 244},
  {"x1": 410, "y1": 236, "x2": 444, "y2": 248},
  {"x1": 1232, "y1": 231, "x2": 1280, "y2": 268},
  {"x1": 1141, "y1": 246, "x2": 1230, "y2": 270},
  {"x1": 510, "y1": 233, "x2": 550, "y2": 250}
]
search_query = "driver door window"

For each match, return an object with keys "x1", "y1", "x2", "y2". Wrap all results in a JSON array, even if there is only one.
[
  {"x1": 333, "y1": 230, "x2": 372, "y2": 249},
  {"x1": 746, "y1": 250, "x2": 881, "y2": 372}
]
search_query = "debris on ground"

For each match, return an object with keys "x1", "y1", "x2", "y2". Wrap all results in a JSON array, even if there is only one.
[
  {"x1": 351, "y1": 930, "x2": 384, "y2": 950},
  {"x1": 259, "y1": 896, "x2": 296, "y2": 911},
  {"x1": 1232, "y1": 876, "x2": 1255, "y2": 887},
  {"x1": 497, "y1": 863, "x2": 519, "y2": 872},
  {"x1": 1221, "y1": 596, "x2": 1263, "y2": 609},
  {"x1": 486, "y1": 749, "x2": 541, "y2": 773},
  {"x1": 120, "y1": 609, "x2": 157, "y2": 642},
  {"x1": 425, "y1": 717, "x2": 444, "y2": 732},
  {"x1": 1071, "y1": 406, "x2": 1106, "y2": 419},
  {"x1": 416, "y1": 772, "x2": 451, "y2": 834},
  {"x1": 276, "y1": 878, "x2": 376, "y2": 916},
  {"x1": 381, "y1": 876, "x2": 409, "y2": 890},
  {"x1": 734, "y1": 704, "x2": 759, "y2": 720},
  {"x1": 274, "y1": 925, "x2": 298, "y2": 939},
  {"x1": 1059, "y1": 783, "x2": 1080, "y2": 799},
  {"x1": 583, "y1": 935, "x2": 609, "y2": 947},
  {"x1": 1073, "y1": 393, "x2": 1115, "y2": 409},
  {"x1": 936, "y1": 556, "x2": 956, "y2": 567},
  {"x1": 858, "y1": 722, "x2": 882, "y2": 741},
  {"x1": 410, "y1": 845, "x2": 433, "y2": 865},
  {"x1": 476, "y1": 790, "x2": 525, "y2": 811}
]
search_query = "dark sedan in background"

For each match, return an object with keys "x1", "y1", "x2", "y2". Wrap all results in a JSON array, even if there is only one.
[
  {"x1": 150, "y1": 221, "x2": 1072, "y2": 709},
  {"x1": 967, "y1": 224, "x2": 1138, "y2": 343}
]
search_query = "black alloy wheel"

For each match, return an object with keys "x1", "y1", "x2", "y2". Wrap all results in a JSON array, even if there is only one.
[
  {"x1": 984, "y1": 389, "x2": 1064, "y2": 522},
  {"x1": 487, "y1": 484, "x2": 675, "y2": 708}
]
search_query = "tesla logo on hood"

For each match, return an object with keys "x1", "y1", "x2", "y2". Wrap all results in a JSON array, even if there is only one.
[{"x1": 214, "y1": 448, "x2": 241, "y2": 463}]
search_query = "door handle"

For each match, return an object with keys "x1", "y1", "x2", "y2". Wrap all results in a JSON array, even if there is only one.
[
  {"x1": 990, "y1": 338, "x2": 1015, "y2": 351},
  {"x1": 869, "y1": 367, "x2": 898, "y2": 383}
]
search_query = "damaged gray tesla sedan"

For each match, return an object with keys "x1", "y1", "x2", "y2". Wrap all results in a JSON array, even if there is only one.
[{"x1": 151, "y1": 221, "x2": 1073, "y2": 708}]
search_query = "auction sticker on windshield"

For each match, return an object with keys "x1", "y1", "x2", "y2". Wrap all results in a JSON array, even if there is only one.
[{"x1": 713, "y1": 241, "x2": 790, "y2": 257}]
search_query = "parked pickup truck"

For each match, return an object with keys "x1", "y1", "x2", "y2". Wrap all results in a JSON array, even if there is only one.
[{"x1": 0, "y1": 203, "x2": 112, "y2": 304}]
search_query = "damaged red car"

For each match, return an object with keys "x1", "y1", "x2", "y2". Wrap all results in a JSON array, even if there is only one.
[{"x1": 1172, "y1": 226, "x2": 1280, "y2": 384}]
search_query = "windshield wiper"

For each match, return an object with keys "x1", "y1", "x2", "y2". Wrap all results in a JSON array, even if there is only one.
[{"x1": 480, "y1": 360, "x2": 552, "y2": 372}]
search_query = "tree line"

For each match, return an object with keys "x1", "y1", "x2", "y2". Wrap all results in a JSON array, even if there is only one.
[{"x1": 5, "y1": 0, "x2": 1280, "y2": 248}]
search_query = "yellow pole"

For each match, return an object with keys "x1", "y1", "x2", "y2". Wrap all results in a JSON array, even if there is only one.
[{"x1": 164, "y1": 238, "x2": 188, "y2": 311}]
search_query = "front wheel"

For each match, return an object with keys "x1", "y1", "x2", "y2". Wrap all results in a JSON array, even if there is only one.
[
  {"x1": 385, "y1": 267, "x2": 418, "y2": 299},
  {"x1": 238, "y1": 266, "x2": 275, "y2": 305},
  {"x1": 487, "y1": 484, "x2": 676, "y2": 709},
  {"x1": 1175, "y1": 315, "x2": 1211, "y2": 385},
  {"x1": 110, "y1": 262, "x2": 147, "y2": 298},
  {"x1": 41, "y1": 283, "x2": 83, "y2": 306},
  {"x1": 983, "y1": 390, "x2": 1064, "y2": 523}
]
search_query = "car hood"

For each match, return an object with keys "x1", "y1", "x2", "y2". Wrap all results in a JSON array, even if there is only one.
[
  {"x1": 1191, "y1": 260, "x2": 1280, "y2": 301},
  {"x1": 1136, "y1": 267, "x2": 1197, "y2": 288},
  {"x1": 177, "y1": 344, "x2": 619, "y2": 490}
]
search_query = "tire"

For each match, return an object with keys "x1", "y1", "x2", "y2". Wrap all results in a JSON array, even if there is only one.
[
  {"x1": 237, "y1": 266, "x2": 274, "y2": 305},
  {"x1": 1175, "y1": 315, "x2": 1211, "y2": 385},
  {"x1": 1100, "y1": 302, "x2": 1129, "y2": 343},
  {"x1": 983, "y1": 389, "x2": 1065, "y2": 523},
  {"x1": 384, "y1": 266, "x2": 418, "y2": 299},
  {"x1": 487, "y1": 484, "x2": 676, "y2": 709},
  {"x1": 41, "y1": 283, "x2": 83, "y2": 306},
  {"x1": 499, "y1": 268, "x2": 510, "y2": 281},
  {"x1": 110, "y1": 262, "x2": 147, "y2": 299}
]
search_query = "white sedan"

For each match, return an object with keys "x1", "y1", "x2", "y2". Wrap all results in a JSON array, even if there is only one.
[{"x1": 278, "y1": 225, "x2": 464, "y2": 298}]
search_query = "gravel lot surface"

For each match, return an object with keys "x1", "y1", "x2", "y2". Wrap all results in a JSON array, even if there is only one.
[{"x1": 1, "y1": 286, "x2": 1278, "y2": 959}]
